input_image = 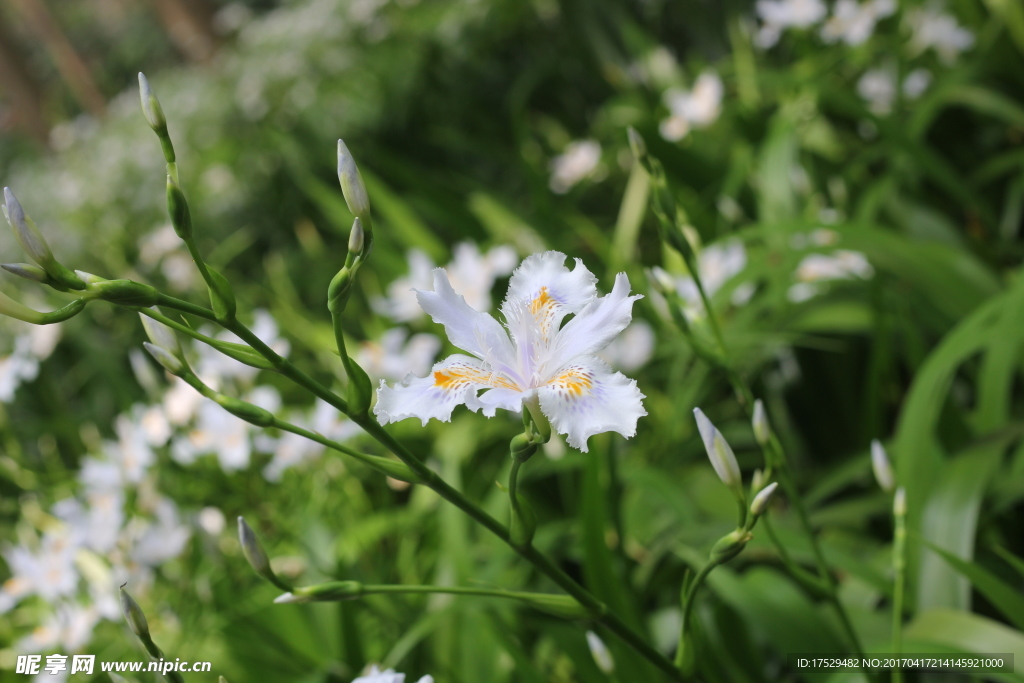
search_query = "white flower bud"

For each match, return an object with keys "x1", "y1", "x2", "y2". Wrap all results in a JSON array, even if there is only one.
[
  {"x1": 893, "y1": 487, "x2": 906, "y2": 517},
  {"x1": 348, "y1": 217, "x2": 364, "y2": 255},
  {"x1": 750, "y1": 468, "x2": 766, "y2": 495},
  {"x1": 871, "y1": 439, "x2": 895, "y2": 493},
  {"x1": 140, "y1": 310, "x2": 182, "y2": 359},
  {"x1": 119, "y1": 585, "x2": 150, "y2": 640},
  {"x1": 752, "y1": 399, "x2": 771, "y2": 445},
  {"x1": 586, "y1": 631, "x2": 615, "y2": 674},
  {"x1": 694, "y1": 407, "x2": 741, "y2": 489},
  {"x1": 143, "y1": 341, "x2": 185, "y2": 376},
  {"x1": 137, "y1": 72, "x2": 167, "y2": 133},
  {"x1": 750, "y1": 481, "x2": 779, "y2": 516},
  {"x1": 337, "y1": 139, "x2": 370, "y2": 219},
  {"x1": 4, "y1": 188, "x2": 54, "y2": 268}
]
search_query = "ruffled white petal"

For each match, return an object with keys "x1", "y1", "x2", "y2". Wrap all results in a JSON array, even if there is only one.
[
  {"x1": 372, "y1": 356, "x2": 524, "y2": 423},
  {"x1": 549, "y1": 272, "x2": 642, "y2": 369},
  {"x1": 475, "y1": 387, "x2": 526, "y2": 417},
  {"x1": 374, "y1": 354, "x2": 498, "y2": 426},
  {"x1": 537, "y1": 356, "x2": 646, "y2": 452},
  {"x1": 501, "y1": 251, "x2": 598, "y2": 338},
  {"x1": 415, "y1": 269, "x2": 515, "y2": 365}
]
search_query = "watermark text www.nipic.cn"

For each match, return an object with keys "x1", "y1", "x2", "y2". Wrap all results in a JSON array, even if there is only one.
[{"x1": 15, "y1": 654, "x2": 214, "y2": 676}]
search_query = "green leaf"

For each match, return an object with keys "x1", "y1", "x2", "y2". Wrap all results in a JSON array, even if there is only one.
[
  {"x1": 904, "y1": 609, "x2": 1024, "y2": 683},
  {"x1": 923, "y1": 540, "x2": 1024, "y2": 630}
]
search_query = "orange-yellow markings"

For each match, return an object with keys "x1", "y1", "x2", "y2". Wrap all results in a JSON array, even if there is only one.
[
  {"x1": 548, "y1": 367, "x2": 594, "y2": 396},
  {"x1": 434, "y1": 367, "x2": 518, "y2": 391}
]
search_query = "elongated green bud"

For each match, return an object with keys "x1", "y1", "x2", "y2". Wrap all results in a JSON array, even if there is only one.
[
  {"x1": 208, "y1": 338, "x2": 276, "y2": 370},
  {"x1": 4, "y1": 187, "x2": 53, "y2": 268},
  {"x1": 750, "y1": 481, "x2": 778, "y2": 516},
  {"x1": 2, "y1": 263, "x2": 53, "y2": 285},
  {"x1": 586, "y1": 631, "x2": 615, "y2": 674},
  {"x1": 709, "y1": 529, "x2": 752, "y2": 564},
  {"x1": 238, "y1": 517, "x2": 291, "y2": 591},
  {"x1": 138, "y1": 73, "x2": 167, "y2": 135},
  {"x1": 119, "y1": 585, "x2": 151, "y2": 642},
  {"x1": 138, "y1": 72, "x2": 174, "y2": 163},
  {"x1": 752, "y1": 399, "x2": 771, "y2": 446},
  {"x1": 337, "y1": 140, "x2": 371, "y2": 220},
  {"x1": 140, "y1": 310, "x2": 182, "y2": 358},
  {"x1": 893, "y1": 486, "x2": 906, "y2": 517},
  {"x1": 81, "y1": 276, "x2": 159, "y2": 306},
  {"x1": 514, "y1": 592, "x2": 594, "y2": 620},
  {"x1": 143, "y1": 341, "x2": 186, "y2": 376},
  {"x1": 871, "y1": 440, "x2": 895, "y2": 493},
  {"x1": 348, "y1": 217, "x2": 364, "y2": 257},
  {"x1": 166, "y1": 175, "x2": 192, "y2": 240},
  {"x1": 215, "y1": 394, "x2": 274, "y2": 427},
  {"x1": 206, "y1": 267, "x2": 236, "y2": 322},
  {"x1": 274, "y1": 580, "x2": 364, "y2": 603},
  {"x1": 750, "y1": 468, "x2": 766, "y2": 496},
  {"x1": 4, "y1": 188, "x2": 85, "y2": 290},
  {"x1": 694, "y1": 408, "x2": 742, "y2": 492},
  {"x1": 361, "y1": 454, "x2": 423, "y2": 484},
  {"x1": 344, "y1": 356, "x2": 374, "y2": 418},
  {"x1": 327, "y1": 266, "x2": 353, "y2": 314}
]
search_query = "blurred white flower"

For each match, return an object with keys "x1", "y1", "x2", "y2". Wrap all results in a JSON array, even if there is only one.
[
  {"x1": 197, "y1": 507, "x2": 226, "y2": 536},
  {"x1": 859, "y1": 67, "x2": 933, "y2": 115},
  {"x1": 16, "y1": 602, "x2": 104, "y2": 653},
  {"x1": 0, "y1": 324, "x2": 61, "y2": 402},
  {"x1": 171, "y1": 385, "x2": 280, "y2": 471},
  {"x1": 354, "y1": 328, "x2": 441, "y2": 381},
  {"x1": 755, "y1": 0, "x2": 827, "y2": 47},
  {"x1": 820, "y1": 0, "x2": 895, "y2": 45},
  {"x1": 788, "y1": 250, "x2": 873, "y2": 301},
  {"x1": 128, "y1": 497, "x2": 191, "y2": 567},
  {"x1": 52, "y1": 490, "x2": 125, "y2": 554},
  {"x1": 163, "y1": 377, "x2": 205, "y2": 426},
  {"x1": 373, "y1": 243, "x2": 517, "y2": 323},
  {"x1": 660, "y1": 72, "x2": 723, "y2": 142},
  {"x1": 657, "y1": 239, "x2": 748, "y2": 317},
  {"x1": 902, "y1": 68, "x2": 932, "y2": 98},
  {"x1": 908, "y1": 6, "x2": 974, "y2": 63},
  {"x1": 1, "y1": 527, "x2": 81, "y2": 610},
  {"x1": 353, "y1": 665, "x2": 433, "y2": 683},
  {"x1": 858, "y1": 68, "x2": 897, "y2": 115},
  {"x1": 597, "y1": 320, "x2": 655, "y2": 372},
  {"x1": 549, "y1": 139, "x2": 602, "y2": 194}
]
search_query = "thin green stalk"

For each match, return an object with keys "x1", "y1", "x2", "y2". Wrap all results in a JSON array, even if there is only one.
[
  {"x1": 892, "y1": 491, "x2": 907, "y2": 683},
  {"x1": 675, "y1": 562, "x2": 715, "y2": 668}
]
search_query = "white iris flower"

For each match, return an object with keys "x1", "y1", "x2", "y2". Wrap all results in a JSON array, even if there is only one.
[{"x1": 374, "y1": 251, "x2": 647, "y2": 452}]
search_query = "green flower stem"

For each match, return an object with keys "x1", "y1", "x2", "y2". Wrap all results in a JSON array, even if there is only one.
[
  {"x1": 146, "y1": 293, "x2": 682, "y2": 680},
  {"x1": 675, "y1": 561, "x2": 716, "y2": 668},
  {"x1": 892, "y1": 496, "x2": 907, "y2": 683},
  {"x1": 761, "y1": 515, "x2": 830, "y2": 598}
]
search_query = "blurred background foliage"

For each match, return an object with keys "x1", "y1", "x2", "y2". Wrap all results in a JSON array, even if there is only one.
[{"x1": 1, "y1": 0, "x2": 1023, "y2": 681}]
